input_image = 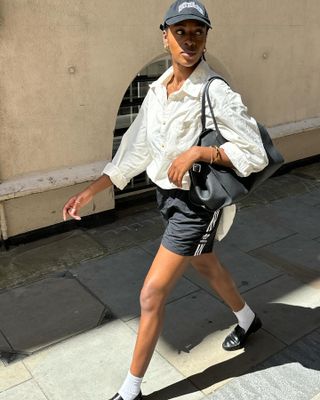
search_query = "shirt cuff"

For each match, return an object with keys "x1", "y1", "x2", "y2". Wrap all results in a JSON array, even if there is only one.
[
  {"x1": 102, "y1": 162, "x2": 128, "y2": 190},
  {"x1": 220, "y1": 142, "x2": 251, "y2": 177}
]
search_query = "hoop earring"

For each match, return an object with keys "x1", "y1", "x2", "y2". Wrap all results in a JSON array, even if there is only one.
[
  {"x1": 164, "y1": 44, "x2": 170, "y2": 53},
  {"x1": 202, "y1": 48, "x2": 207, "y2": 61}
]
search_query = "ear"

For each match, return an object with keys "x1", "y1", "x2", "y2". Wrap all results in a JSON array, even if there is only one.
[{"x1": 162, "y1": 29, "x2": 168, "y2": 47}]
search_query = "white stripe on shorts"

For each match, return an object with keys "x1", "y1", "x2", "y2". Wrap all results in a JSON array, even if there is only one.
[{"x1": 194, "y1": 209, "x2": 220, "y2": 256}]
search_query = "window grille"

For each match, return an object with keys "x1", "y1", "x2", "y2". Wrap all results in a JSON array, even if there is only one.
[{"x1": 113, "y1": 58, "x2": 171, "y2": 198}]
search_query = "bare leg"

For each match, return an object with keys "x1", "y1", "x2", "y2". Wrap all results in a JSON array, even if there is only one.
[
  {"x1": 130, "y1": 245, "x2": 189, "y2": 377},
  {"x1": 190, "y1": 251, "x2": 262, "y2": 352},
  {"x1": 191, "y1": 251, "x2": 245, "y2": 312}
]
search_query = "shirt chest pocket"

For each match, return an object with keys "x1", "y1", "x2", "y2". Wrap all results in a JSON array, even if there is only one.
[{"x1": 175, "y1": 118, "x2": 202, "y2": 152}]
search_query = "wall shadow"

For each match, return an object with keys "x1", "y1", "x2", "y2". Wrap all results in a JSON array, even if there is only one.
[{"x1": 143, "y1": 305, "x2": 320, "y2": 399}]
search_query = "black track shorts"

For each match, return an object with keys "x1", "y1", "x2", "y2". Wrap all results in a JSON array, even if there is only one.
[{"x1": 156, "y1": 186, "x2": 221, "y2": 257}]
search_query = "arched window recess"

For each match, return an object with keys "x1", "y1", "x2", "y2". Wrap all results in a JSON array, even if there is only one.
[{"x1": 113, "y1": 57, "x2": 171, "y2": 199}]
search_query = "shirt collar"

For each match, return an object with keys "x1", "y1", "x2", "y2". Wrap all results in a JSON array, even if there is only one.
[{"x1": 150, "y1": 60, "x2": 213, "y2": 99}]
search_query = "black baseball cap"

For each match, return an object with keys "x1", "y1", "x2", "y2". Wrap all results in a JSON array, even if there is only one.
[{"x1": 160, "y1": 0, "x2": 212, "y2": 30}]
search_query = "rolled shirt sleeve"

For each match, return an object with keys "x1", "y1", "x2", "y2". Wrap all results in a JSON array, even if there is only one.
[
  {"x1": 209, "y1": 80, "x2": 269, "y2": 177},
  {"x1": 102, "y1": 94, "x2": 152, "y2": 190}
]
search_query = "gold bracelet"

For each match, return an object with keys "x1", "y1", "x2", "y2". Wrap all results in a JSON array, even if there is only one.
[
  {"x1": 215, "y1": 146, "x2": 221, "y2": 163},
  {"x1": 210, "y1": 146, "x2": 214, "y2": 164},
  {"x1": 210, "y1": 146, "x2": 221, "y2": 163}
]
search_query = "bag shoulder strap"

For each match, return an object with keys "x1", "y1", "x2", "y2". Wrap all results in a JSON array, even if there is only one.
[
  {"x1": 201, "y1": 76, "x2": 229, "y2": 138},
  {"x1": 203, "y1": 77, "x2": 284, "y2": 169}
]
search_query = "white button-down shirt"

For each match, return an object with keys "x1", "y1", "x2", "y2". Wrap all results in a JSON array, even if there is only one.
[{"x1": 103, "y1": 61, "x2": 268, "y2": 240}]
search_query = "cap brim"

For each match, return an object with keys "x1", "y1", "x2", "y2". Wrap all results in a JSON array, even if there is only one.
[{"x1": 164, "y1": 14, "x2": 212, "y2": 29}]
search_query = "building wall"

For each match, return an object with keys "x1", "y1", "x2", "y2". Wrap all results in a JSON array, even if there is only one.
[{"x1": 0, "y1": 0, "x2": 319, "y2": 238}]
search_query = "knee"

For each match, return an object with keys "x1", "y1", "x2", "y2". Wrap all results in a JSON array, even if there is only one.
[{"x1": 140, "y1": 282, "x2": 167, "y2": 314}]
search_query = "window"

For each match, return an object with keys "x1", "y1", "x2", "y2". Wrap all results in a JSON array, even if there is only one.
[{"x1": 113, "y1": 57, "x2": 171, "y2": 198}]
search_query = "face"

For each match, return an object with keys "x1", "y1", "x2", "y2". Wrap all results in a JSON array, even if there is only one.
[{"x1": 163, "y1": 20, "x2": 208, "y2": 69}]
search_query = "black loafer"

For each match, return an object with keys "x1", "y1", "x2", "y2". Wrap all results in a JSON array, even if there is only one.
[
  {"x1": 222, "y1": 314, "x2": 262, "y2": 351},
  {"x1": 109, "y1": 392, "x2": 143, "y2": 400}
]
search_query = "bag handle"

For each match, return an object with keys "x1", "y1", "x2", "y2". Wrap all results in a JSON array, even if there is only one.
[{"x1": 201, "y1": 76, "x2": 229, "y2": 142}]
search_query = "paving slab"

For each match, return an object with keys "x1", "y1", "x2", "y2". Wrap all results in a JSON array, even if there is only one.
[
  {"x1": 138, "y1": 237, "x2": 162, "y2": 257},
  {"x1": 269, "y1": 197, "x2": 320, "y2": 239},
  {"x1": 141, "y1": 355, "x2": 204, "y2": 400},
  {"x1": 238, "y1": 274, "x2": 320, "y2": 345},
  {"x1": 209, "y1": 328, "x2": 320, "y2": 400},
  {"x1": 0, "y1": 361, "x2": 31, "y2": 392},
  {"x1": 291, "y1": 189, "x2": 320, "y2": 207},
  {"x1": 24, "y1": 319, "x2": 203, "y2": 400},
  {"x1": 184, "y1": 243, "x2": 283, "y2": 296},
  {"x1": 0, "y1": 331, "x2": 11, "y2": 354},
  {"x1": 250, "y1": 234, "x2": 320, "y2": 285},
  {"x1": 88, "y1": 214, "x2": 164, "y2": 254},
  {"x1": 73, "y1": 246, "x2": 199, "y2": 321},
  {"x1": 0, "y1": 275, "x2": 108, "y2": 354},
  {"x1": 0, "y1": 380, "x2": 47, "y2": 400},
  {"x1": 291, "y1": 162, "x2": 320, "y2": 182},
  {"x1": 0, "y1": 252, "x2": 11, "y2": 283},
  {"x1": 239, "y1": 174, "x2": 319, "y2": 209},
  {"x1": 0, "y1": 231, "x2": 105, "y2": 289},
  {"x1": 24, "y1": 320, "x2": 136, "y2": 400},
  {"x1": 222, "y1": 205, "x2": 295, "y2": 252},
  {"x1": 128, "y1": 290, "x2": 284, "y2": 394}
]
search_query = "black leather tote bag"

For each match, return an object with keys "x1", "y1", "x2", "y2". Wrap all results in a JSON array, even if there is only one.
[{"x1": 189, "y1": 76, "x2": 284, "y2": 211}]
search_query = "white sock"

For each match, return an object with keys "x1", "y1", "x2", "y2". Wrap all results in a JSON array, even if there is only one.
[
  {"x1": 118, "y1": 371, "x2": 143, "y2": 400},
  {"x1": 233, "y1": 303, "x2": 255, "y2": 332}
]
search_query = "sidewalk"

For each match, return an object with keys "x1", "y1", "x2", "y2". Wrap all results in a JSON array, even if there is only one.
[{"x1": 0, "y1": 163, "x2": 320, "y2": 400}]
